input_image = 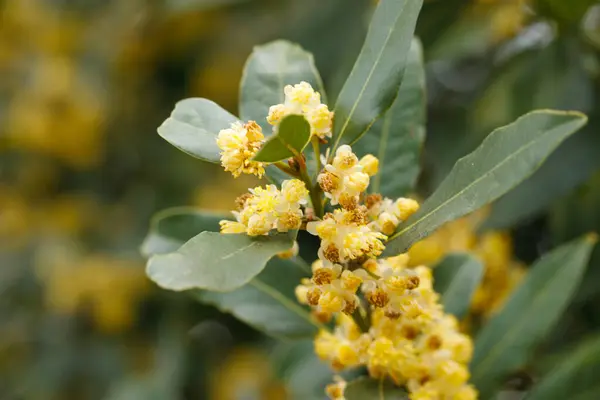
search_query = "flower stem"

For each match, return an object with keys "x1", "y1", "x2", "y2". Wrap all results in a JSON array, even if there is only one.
[
  {"x1": 311, "y1": 136, "x2": 322, "y2": 173},
  {"x1": 274, "y1": 161, "x2": 299, "y2": 177},
  {"x1": 297, "y1": 156, "x2": 323, "y2": 218},
  {"x1": 351, "y1": 308, "x2": 370, "y2": 333}
]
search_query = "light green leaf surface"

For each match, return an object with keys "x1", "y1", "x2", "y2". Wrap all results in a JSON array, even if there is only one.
[
  {"x1": 141, "y1": 207, "x2": 225, "y2": 257},
  {"x1": 383, "y1": 110, "x2": 587, "y2": 256},
  {"x1": 471, "y1": 235, "x2": 597, "y2": 398},
  {"x1": 527, "y1": 335, "x2": 600, "y2": 400},
  {"x1": 345, "y1": 378, "x2": 409, "y2": 400},
  {"x1": 330, "y1": 0, "x2": 424, "y2": 152},
  {"x1": 253, "y1": 115, "x2": 311, "y2": 162},
  {"x1": 146, "y1": 232, "x2": 293, "y2": 292},
  {"x1": 157, "y1": 98, "x2": 237, "y2": 162},
  {"x1": 433, "y1": 253, "x2": 483, "y2": 318},
  {"x1": 194, "y1": 258, "x2": 321, "y2": 340},
  {"x1": 239, "y1": 40, "x2": 325, "y2": 134},
  {"x1": 355, "y1": 39, "x2": 425, "y2": 198}
]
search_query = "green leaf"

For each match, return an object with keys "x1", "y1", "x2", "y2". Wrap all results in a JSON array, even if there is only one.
[
  {"x1": 355, "y1": 39, "x2": 425, "y2": 198},
  {"x1": 253, "y1": 115, "x2": 311, "y2": 162},
  {"x1": 141, "y1": 207, "x2": 225, "y2": 257},
  {"x1": 470, "y1": 235, "x2": 597, "y2": 398},
  {"x1": 479, "y1": 39, "x2": 597, "y2": 230},
  {"x1": 383, "y1": 110, "x2": 588, "y2": 256},
  {"x1": 329, "y1": 0, "x2": 424, "y2": 152},
  {"x1": 157, "y1": 98, "x2": 237, "y2": 163},
  {"x1": 146, "y1": 232, "x2": 293, "y2": 292},
  {"x1": 239, "y1": 40, "x2": 325, "y2": 134},
  {"x1": 483, "y1": 126, "x2": 600, "y2": 230},
  {"x1": 345, "y1": 377, "x2": 409, "y2": 400},
  {"x1": 527, "y1": 335, "x2": 600, "y2": 400},
  {"x1": 194, "y1": 257, "x2": 321, "y2": 340},
  {"x1": 433, "y1": 253, "x2": 484, "y2": 318}
]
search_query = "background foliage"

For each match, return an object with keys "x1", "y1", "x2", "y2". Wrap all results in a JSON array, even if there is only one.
[{"x1": 1, "y1": 0, "x2": 600, "y2": 399}]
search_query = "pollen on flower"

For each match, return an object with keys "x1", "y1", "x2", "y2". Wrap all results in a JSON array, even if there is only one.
[
  {"x1": 318, "y1": 145, "x2": 373, "y2": 207},
  {"x1": 315, "y1": 250, "x2": 477, "y2": 400},
  {"x1": 219, "y1": 179, "x2": 308, "y2": 236},
  {"x1": 307, "y1": 209, "x2": 387, "y2": 262},
  {"x1": 267, "y1": 81, "x2": 333, "y2": 139},
  {"x1": 216, "y1": 121, "x2": 265, "y2": 178}
]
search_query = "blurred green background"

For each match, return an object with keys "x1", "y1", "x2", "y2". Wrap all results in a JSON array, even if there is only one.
[{"x1": 1, "y1": 0, "x2": 600, "y2": 399}]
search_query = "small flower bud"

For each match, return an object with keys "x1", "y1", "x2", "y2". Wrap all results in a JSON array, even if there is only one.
[
  {"x1": 359, "y1": 154, "x2": 379, "y2": 176},
  {"x1": 396, "y1": 198, "x2": 420, "y2": 221}
]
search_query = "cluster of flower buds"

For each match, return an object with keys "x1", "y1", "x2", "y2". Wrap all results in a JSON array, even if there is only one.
[
  {"x1": 267, "y1": 81, "x2": 334, "y2": 139},
  {"x1": 216, "y1": 121, "x2": 265, "y2": 178},
  {"x1": 220, "y1": 179, "x2": 308, "y2": 236}
]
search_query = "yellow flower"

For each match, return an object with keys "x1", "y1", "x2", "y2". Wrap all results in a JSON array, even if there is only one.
[
  {"x1": 318, "y1": 146, "x2": 374, "y2": 207},
  {"x1": 267, "y1": 81, "x2": 333, "y2": 138},
  {"x1": 307, "y1": 209, "x2": 387, "y2": 263},
  {"x1": 368, "y1": 197, "x2": 420, "y2": 235},
  {"x1": 220, "y1": 179, "x2": 307, "y2": 236},
  {"x1": 359, "y1": 154, "x2": 379, "y2": 176},
  {"x1": 216, "y1": 120, "x2": 265, "y2": 178}
]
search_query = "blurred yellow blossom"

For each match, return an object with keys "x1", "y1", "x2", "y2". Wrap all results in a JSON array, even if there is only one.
[
  {"x1": 37, "y1": 251, "x2": 149, "y2": 333},
  {"x1": 209, "y1": 348, "x2": 288, "y2": 400}
]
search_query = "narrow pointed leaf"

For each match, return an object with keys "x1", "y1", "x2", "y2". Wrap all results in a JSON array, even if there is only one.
[
  {"x1": 355, "y1": 39, "x2": 426, "y2": 198},
  {"x1": 253, "y1": 115, "x2": 311, "y2": 162},
  {"x1": 384, "y1": 110, "x2": 587, "y2": 256},
  {"x1": 329, "y1": 0, "x2": 424, "y2": 152},
  {"x1": 471, "y1": 235, "x2": 597, "y2": 398},
  {"x1": 146, "y1": 232, "x2": 293, "y2": 292},
  {"x1": 157, "y1": 98, "x2": 237, "y2": 162},
  {"x1": 345, "y1": 378, "x2": 409, "y2": 400},
  {"x1": 433, "y1": 253, "x2": 484, "y2": 318},
  {"x1": 239, "y1": 40, "x2": 325, "y2": 133},
  {"x1": 194, "y1": 258, "x2": 322, "y2": 340},
  {"x1": 527, "y1": 335, "x2": 600, "y2": 400},
  {"x1": 141, "y1": 207, "x2": 225, "y2": 257}
]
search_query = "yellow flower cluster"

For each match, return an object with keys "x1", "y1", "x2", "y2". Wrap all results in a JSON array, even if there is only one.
[
  {"x1": 216, "y1": 120, "x2": 265, "y2": 178},
  {"x1": 220, "y1": 179, "x2": 309, "y2": 236},
  {"x1": 217, "y1": 83, "x2": 478, "y2": 399},
  {"x1": 267, "y1": 81, "x2": 333, "y2": 139},
  {"x1": 307, "y1": 207, "x2": 387, "y2": 263},
  {"x1": 318, "y1": 145, "x2": 378, "y2": 207},
  {"x1": 367, "y1": 195, "x2": 421, "y2": 235},
  {"x1": 313, "y1": 253, "x2": 476, "y2": 400}
]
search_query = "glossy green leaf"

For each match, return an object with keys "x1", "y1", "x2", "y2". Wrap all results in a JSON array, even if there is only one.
[
  {"x1": 253, "y1": 115, "x2": 311, "y2": 162},
  {"x1": 141, "y1": 207, "x2": 225, "y2": 257},
  {"x1": 479, "y1": 39, "x2": 597, "y2": 230},
  {"x1": 355, "y1": 39, "x2": 425, "y2": 198},
  {"x1": 157, "y1": 98, "x2": 237, "y2": 163},
  {"x1": 239, "y1": 40, "x2": 325, "y2": 134},
  {"x1": 146, "y1": 232, "x2": 293, "y2": 292},
  {"x1": 383, "y1": 110, "x2": 588, "y2": 256},
  {"x1": 345, "y1": 377, "x2": 409, "y2": 400},
  {"x1": 471, "y1": 235, "x2": 597, "y2": 398},
  {"x1": 329, "y1": 0, "x2": 423, "y2": 152},
  {"x1": 527, "y1": 335, "x2": 600, "y2": 400},
  {"x1": 194, "y1": 257, "x2": 321, "y2": 340},
  {"x1": 484, "y1": 126, "x2": 600, "y2": 230},
  {"x1": 433, "y1": 253, "x2": 484, "y2": 318}
]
